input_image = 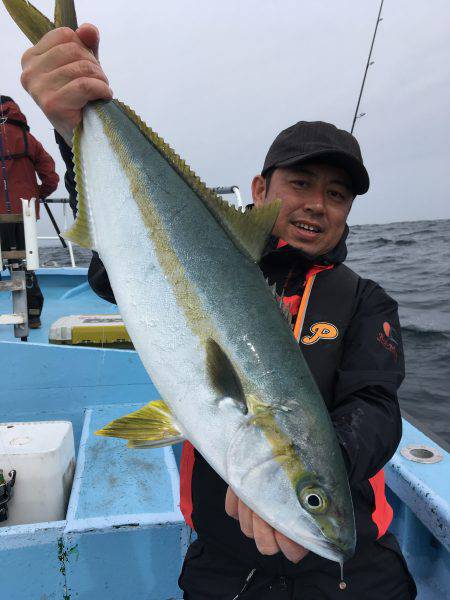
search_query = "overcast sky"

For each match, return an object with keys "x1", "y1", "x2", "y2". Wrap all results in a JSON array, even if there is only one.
[{"x1": 2, "y1": 0, "x2": 450, "y2": 238}]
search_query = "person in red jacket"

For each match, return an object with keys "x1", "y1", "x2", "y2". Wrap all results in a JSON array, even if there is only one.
[{"x1": 0, "y1": 95, "x2": 59, "y2": 328}]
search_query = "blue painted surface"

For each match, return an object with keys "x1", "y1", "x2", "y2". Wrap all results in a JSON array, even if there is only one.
[
  {"x1": 65, "y1": 525, "x2": 187, "y2": 600},
  {"x1": 0, "y1": 341, "x2": 158, "y2": 451},
  {"x1": 0, "y1": 268, "x2": 449, "y2": 598},
  {"x1": 74, "y1": 404, "x2": 177, "y2": 519},
  {"x1": 386, "y1": 421, "x2": 449, "y2": 549},
  {"x1": 386, "y1": 422, "x2": 450, "y2": 599}
]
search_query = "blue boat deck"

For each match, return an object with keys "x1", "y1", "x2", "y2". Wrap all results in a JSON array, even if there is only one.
[
  {"x1": 0, "y1": 267, "x2": 116, "y2": 345},
  {"x1": 0, "y1": 268, "x2": 448, "y2": 598}
]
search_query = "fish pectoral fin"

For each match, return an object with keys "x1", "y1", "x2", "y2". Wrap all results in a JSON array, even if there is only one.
[
  {"x1": 95, "y1": 400, "x2": 184, "y2": 449},
  {"x1": 126, "y1": 435, "x2": 184, "y2": 449},
  {"x1": 206, "y1": 339, "x2": 247, "y2": 412}
]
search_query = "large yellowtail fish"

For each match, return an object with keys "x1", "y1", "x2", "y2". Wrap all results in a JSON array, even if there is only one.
[{"x1": 4, "y1": 0, "x2": 355, "y2": 564}]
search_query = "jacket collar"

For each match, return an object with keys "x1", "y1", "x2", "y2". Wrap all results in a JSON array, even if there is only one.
[{"x1": 262, "y1": 224, "x2": 349, "y2": 266}]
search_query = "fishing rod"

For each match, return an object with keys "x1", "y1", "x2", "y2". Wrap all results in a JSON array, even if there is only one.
[
  {"x1": 350, "y1": 0, "x2": 385, "y2": 133},
  {"x1": 0, "y1": 110, "x2": 12, "y2": 214},
  {"x1": 42, "y1": 200, "x2": 67, "y2": 249}
]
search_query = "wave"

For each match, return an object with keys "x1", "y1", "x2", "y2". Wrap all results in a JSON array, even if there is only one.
[
  {"x1": 394, "y1": 239, "x2": 416, "y2": 246},
  {"x1": 402, "y1": 323, "x2": 450, "y2": 340}
]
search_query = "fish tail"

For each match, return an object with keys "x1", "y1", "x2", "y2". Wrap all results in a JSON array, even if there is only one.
[
  {"x1": 2, "y1": 0, "x2": 78, "y2": 44},
  {"x1": 54, "y1": 0, "x2": 78, "y2": 30}
]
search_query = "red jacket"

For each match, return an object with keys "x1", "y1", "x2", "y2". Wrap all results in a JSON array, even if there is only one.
[{"x1": 0, "y1": 98, "x2": 59, "y2": 217}]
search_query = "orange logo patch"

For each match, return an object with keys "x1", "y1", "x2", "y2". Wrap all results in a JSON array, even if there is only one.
[
  {"x1": 301, "y1": 322, "x2": 339, "y2": 345},
  {"x1": 377, "y1": 321, "x2": 399, "y2": 362}
]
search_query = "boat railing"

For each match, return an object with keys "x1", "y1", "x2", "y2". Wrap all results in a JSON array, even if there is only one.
[{"x1": 39, "y1": 187, "x2": 244, "y2": 270}]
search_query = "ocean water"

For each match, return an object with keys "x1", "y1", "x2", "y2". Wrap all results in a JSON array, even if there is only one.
[
  {"x1": 40, "y1": 219, "x2": 450, "y2": 444},
  {"x1": 346, "y1": 219, "x2": 450, "y2": 445}
]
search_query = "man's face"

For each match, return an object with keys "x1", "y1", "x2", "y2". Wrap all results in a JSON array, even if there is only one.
[{"x1": 252, "y1": 162, "x2": 354, "y2": 258}]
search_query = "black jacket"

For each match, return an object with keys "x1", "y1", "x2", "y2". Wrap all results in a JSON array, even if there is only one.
[{"x1": 56, "y1": 132, "x2": 404, "y2": 569}]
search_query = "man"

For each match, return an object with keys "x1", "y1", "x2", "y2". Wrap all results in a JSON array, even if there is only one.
[
  {"x1": 0, "y1": 95, "x2": 59, "y2": 328},
  {"x1": 20, "y1": 24, "x2": 416, "y2": 599}
]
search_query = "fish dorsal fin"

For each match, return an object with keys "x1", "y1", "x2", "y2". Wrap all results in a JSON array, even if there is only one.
[
  {"x1": 206, "y1": 339, "x2": 247, "y2": 411},
  {"x1": 114, "y1": 100, "x2": 281, "y2": 262},
  {"x1": 95, "y1": 400, "x2": 184, "y2": 449}
]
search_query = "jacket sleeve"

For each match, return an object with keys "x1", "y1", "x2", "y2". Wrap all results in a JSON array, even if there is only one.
[
  {"x1": 331, "y1": 281, "x2": 404, "y2": 485},
  {"x1": 29, "y1": 134, "x2": 59, "y2": 198},
  {"x1": 55, "y1": 131, "x2": 116, "y2": 305}
]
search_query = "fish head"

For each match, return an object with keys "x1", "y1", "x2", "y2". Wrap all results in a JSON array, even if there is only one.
[
  {"x1": 292, "y1": 470, "x2": 356, "y2": 562},
  {"x1": 227, "y1": 397, "x2": 355, "y2": 563}
]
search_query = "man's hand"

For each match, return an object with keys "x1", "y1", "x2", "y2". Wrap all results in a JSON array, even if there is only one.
[
  {"x1": 225, "y1": 486, "x2": 309, "y2": 564},
  {"x1": 20, "y1": 23, "x2": 113, "y2": 146}
]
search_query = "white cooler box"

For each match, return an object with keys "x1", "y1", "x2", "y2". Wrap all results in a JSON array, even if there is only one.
[{"x1": 0, "y1": 421, "x2": 75, "y2": 526}]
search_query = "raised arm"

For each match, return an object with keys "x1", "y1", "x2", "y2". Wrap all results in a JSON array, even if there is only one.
[{"x1": 20, "y1": 23, "x2": 112, "y2": 145}]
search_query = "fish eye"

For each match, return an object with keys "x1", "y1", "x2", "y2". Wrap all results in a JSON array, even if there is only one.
[{"x1": 299, "y1": 486, "x2": 328, "y2": 513}]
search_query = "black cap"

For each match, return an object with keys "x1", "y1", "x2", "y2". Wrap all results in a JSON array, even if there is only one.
[
  {"x1": 262, "y1": 121, "x2": 369, "y2": 195},
  {"x1": 0, "y1": 96, "x2": 13, "y2": 104}
]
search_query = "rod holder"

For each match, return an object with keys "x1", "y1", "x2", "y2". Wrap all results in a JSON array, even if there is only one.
[{"x1": 21, "y1": 198, "x2": 40, "y2": 271}]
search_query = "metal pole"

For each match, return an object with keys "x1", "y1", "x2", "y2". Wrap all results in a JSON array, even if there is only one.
[
  {"x1": 63, "y1": 202, "x2": 76, "y2": 268},
  {"x1": 350, "y1": 0, "x2": 385, "y2": 133},
  {"x1": 42, "y1": 199, "x2": 67, "y2": 248}
]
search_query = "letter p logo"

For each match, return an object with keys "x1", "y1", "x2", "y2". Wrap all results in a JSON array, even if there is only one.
[{"x1": 301, "y1": 322, "x2": 339, "y2": 345}]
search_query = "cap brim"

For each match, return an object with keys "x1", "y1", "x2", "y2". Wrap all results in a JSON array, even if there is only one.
[{"x1": 267, "y1": 150, "x2": 370, "y2": 195}]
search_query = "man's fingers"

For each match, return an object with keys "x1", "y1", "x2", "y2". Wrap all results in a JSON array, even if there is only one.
[
  {"x1": 43, "y1": 60, "x2": 109, "y2": 92},
  {"x1": 252, "y1": 512, "x2": 279, "y2": 555},
  {"x1": 238, "y1": 500, "x2": 255, "y2": 539},
  {"x1": 55, "y1": 77, "x2": 112, "y2": 110},
  {"x1": 274, "y1": 530, "x2": 309, "y2": 564},
  {"x1": 28, "y1": 26, "x2": 83, "y2": 57},
  {"x1": 39, "y1": 42, "x2": 99, "y2": 73},
  {"x1": 225, "y1": 487, "x2": 239, "y2": 519},
  {"x1": 76, "y1": 23, "x2": 100, "y2": 59}
]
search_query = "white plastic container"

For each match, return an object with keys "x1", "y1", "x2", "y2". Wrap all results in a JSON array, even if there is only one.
[{"x1": 0, "y1": 421, "x2": 75, "y2": 526}]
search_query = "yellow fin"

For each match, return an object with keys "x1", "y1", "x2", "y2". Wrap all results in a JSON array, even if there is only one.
[
  {"x1": 114, "y1": 100, "x2": 281, "y2": 262},
  {"x1": 54, "y1": 0, "x2": 77, "y2": 29},
  {"x1": 2, "y1": 0, "x2": 55, "y2": 44},
  {"x1": 95, "y1": 400, "x2": 184, "y2": 449},
  {"x1": 62, "y1": 123, "x2": 96, "y2": 249}
]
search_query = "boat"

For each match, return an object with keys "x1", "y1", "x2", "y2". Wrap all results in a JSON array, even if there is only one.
[{"x1": 0, "y1": 249, "x2": 449, "y2": 598}]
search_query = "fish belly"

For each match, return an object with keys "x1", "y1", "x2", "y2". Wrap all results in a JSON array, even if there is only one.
[{"x1": 78, "y1": 106, "x2": 246, "y2": 477}]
